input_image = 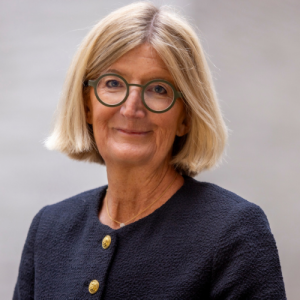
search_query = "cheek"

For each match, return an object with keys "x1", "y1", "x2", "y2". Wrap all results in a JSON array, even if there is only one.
[
  {"x1": 90, "y1": 106, "x2": 118, "y2": 146},
  {"x1": 153, "y1": 118, "x2": 180, "y2": 152},
  {"x1": 154, "y1": 103, "x2": 186, "y2": 152},
  {"x1": 91, "y1": 101, "x2": 117, "y2": 125}
]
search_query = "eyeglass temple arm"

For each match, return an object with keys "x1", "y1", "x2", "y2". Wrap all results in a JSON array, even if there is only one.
[
  {"x1": 176, "y1": 91, "x2": 183, "y2": 99},
  {"x1": 83, "y1": 80, "x2": 96, "y2": 88}
]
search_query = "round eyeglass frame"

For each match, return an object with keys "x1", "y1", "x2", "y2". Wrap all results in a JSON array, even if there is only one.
[{"x1": 85, "y1": 73, "x2": 183, "y2": 113}]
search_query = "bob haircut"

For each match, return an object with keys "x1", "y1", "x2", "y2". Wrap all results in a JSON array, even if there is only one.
[{"x1": 45, "y1": 2, "x2": 228, "y2": 177}]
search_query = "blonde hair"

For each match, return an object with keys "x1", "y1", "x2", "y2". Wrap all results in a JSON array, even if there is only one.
[{"x1": 45, "y1": 2, "x2": 228, "y2": 177}]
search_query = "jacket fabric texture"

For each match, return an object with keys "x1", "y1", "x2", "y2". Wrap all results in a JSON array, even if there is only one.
[{"x1": 14, "y1": 176, "x2": 286, "y2": 299}]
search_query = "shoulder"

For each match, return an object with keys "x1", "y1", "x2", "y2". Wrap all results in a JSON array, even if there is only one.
[
  {"x1": 29, "y1": 186, "x2": 106, "y2": 238},
  {"x1": 180, "y1": 178, "x2": 285, "y2": 297},
  {"x1": 41, "y1": 186, "x2": 105, "y2": 218},
  {"x1": 23, "y1": 186, "x2": 107, "y2": 253},
  {"x1": 182, "y1": 176, "x2": 269, "y2": 229}
]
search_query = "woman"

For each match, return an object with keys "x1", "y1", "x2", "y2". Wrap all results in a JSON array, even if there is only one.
[{"x1": 14, "y1": 2, "x2": 286, "y2": 299}]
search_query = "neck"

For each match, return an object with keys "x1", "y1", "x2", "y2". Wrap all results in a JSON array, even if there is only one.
[{"x1": 99, "y1": 161, "x2": 183, "y2": 229}]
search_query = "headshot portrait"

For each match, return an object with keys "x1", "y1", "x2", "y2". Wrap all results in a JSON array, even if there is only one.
[{"x1": 1, "y1": 1, "x2": 299, "y2": 299}]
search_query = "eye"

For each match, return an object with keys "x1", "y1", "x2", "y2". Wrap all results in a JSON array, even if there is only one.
[
  {"x1": 153, "y1": 85, "x2": 167, "y2": 94},
  {"x1": 106, "y1": 80, "x2": 122, "y2": 88}
]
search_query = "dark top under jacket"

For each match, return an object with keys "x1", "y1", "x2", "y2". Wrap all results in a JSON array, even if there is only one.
[{"x1": 13, "y1": 176, "x2": 286, "y2": 299}]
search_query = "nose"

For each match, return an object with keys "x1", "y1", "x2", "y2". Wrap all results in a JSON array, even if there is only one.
[{"x1": 120, "y1": 86, "x2": 146, "y2": 118}]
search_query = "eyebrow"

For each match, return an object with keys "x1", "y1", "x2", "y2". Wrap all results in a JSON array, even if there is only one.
[
  {"x1": 101, "y1": 68, "x2": 175, "y2": 84},
  {"x1": 102, "y1": 69, "x2": 124, "y2": 76}
]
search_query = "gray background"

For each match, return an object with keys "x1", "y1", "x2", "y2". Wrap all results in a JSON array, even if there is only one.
[{"x1": 1, "y1": 0, "x2": 299, "y2": 298}]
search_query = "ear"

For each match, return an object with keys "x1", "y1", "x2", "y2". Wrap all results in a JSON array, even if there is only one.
[
  {"x1": 85, "y1": 93, "x2": 93, "y2": 125},
  {"x1": 176, "y1": 113, "x2": 190, "y2": 137}
]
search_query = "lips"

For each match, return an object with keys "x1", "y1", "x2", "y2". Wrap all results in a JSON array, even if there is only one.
[{"x1": 116, "y1": 128, "x2": 151, "y2": 135}]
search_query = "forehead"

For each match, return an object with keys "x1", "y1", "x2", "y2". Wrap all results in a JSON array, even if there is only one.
[
  {"x1": 106, "y1": 44, "x2": 173, "y2": 82},
  {"x1": 114, "y1": 44, "x2": 163, "y2": 64}
]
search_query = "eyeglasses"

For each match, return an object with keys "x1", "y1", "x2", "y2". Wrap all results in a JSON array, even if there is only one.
[{"x1": 85, "y1": 73, "x2": 182, "y2": 113}]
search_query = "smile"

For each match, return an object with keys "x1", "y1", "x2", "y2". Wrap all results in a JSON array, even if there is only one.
[{"x1": 116, "y1": 128, "x2": 152, "y2": 135}]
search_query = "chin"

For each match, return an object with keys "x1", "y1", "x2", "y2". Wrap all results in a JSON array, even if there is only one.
[{"x1": 102, "y1": 144, "x2": 156, "y2": 166}]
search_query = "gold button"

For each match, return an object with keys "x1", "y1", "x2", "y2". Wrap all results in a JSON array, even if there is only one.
[
  {"x1": 102, "y1": 235, "x2": 111, "y2": 249},
  {"x1": 88, "y1": 280, "x2": 99, "y2": 294}
]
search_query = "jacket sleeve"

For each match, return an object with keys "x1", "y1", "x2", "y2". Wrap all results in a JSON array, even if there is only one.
[
  {"x1": 210, "y1": 202, "x2": 286, "y2": 300},
  {"x1": 13, "y1": 206, "x2": 47, "y2": 300}
]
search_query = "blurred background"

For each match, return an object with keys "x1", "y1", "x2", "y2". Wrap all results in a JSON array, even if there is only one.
[{"x1": 0, "y1": 0, "x2": 299, "y2": 298}]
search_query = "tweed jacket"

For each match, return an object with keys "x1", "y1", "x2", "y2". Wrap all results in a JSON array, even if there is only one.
[{"x1": 13, "y1": 176, "x2": 286, "y2": 299}]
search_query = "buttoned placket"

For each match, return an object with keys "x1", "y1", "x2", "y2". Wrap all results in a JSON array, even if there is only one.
[{"x1": 88, "y1": 230, "x2": 117, "y2": 298}]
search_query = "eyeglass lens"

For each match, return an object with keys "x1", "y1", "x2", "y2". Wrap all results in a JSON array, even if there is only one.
[{"x1": 96, "y1": 75, "x2": 174, "y2": 112}]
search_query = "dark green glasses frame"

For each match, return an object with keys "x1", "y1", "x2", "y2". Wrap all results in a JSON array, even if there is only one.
[{"x1": 85, "y1": 73, "x2": 183, "y2": 113}]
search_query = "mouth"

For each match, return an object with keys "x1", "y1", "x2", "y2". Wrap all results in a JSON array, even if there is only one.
[{"x1": 116, "y1": 128, "x2": 152, "y2": 136}]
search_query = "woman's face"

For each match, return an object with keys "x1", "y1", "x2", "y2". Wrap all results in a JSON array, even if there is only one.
[{"x1": 86, "y1": 44, "x2": 189, "y2": 168}]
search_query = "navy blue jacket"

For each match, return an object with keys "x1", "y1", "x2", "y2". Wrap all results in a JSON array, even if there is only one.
[{"x1": 14, "y1": 176, "x2": 286, "y2": 299}]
